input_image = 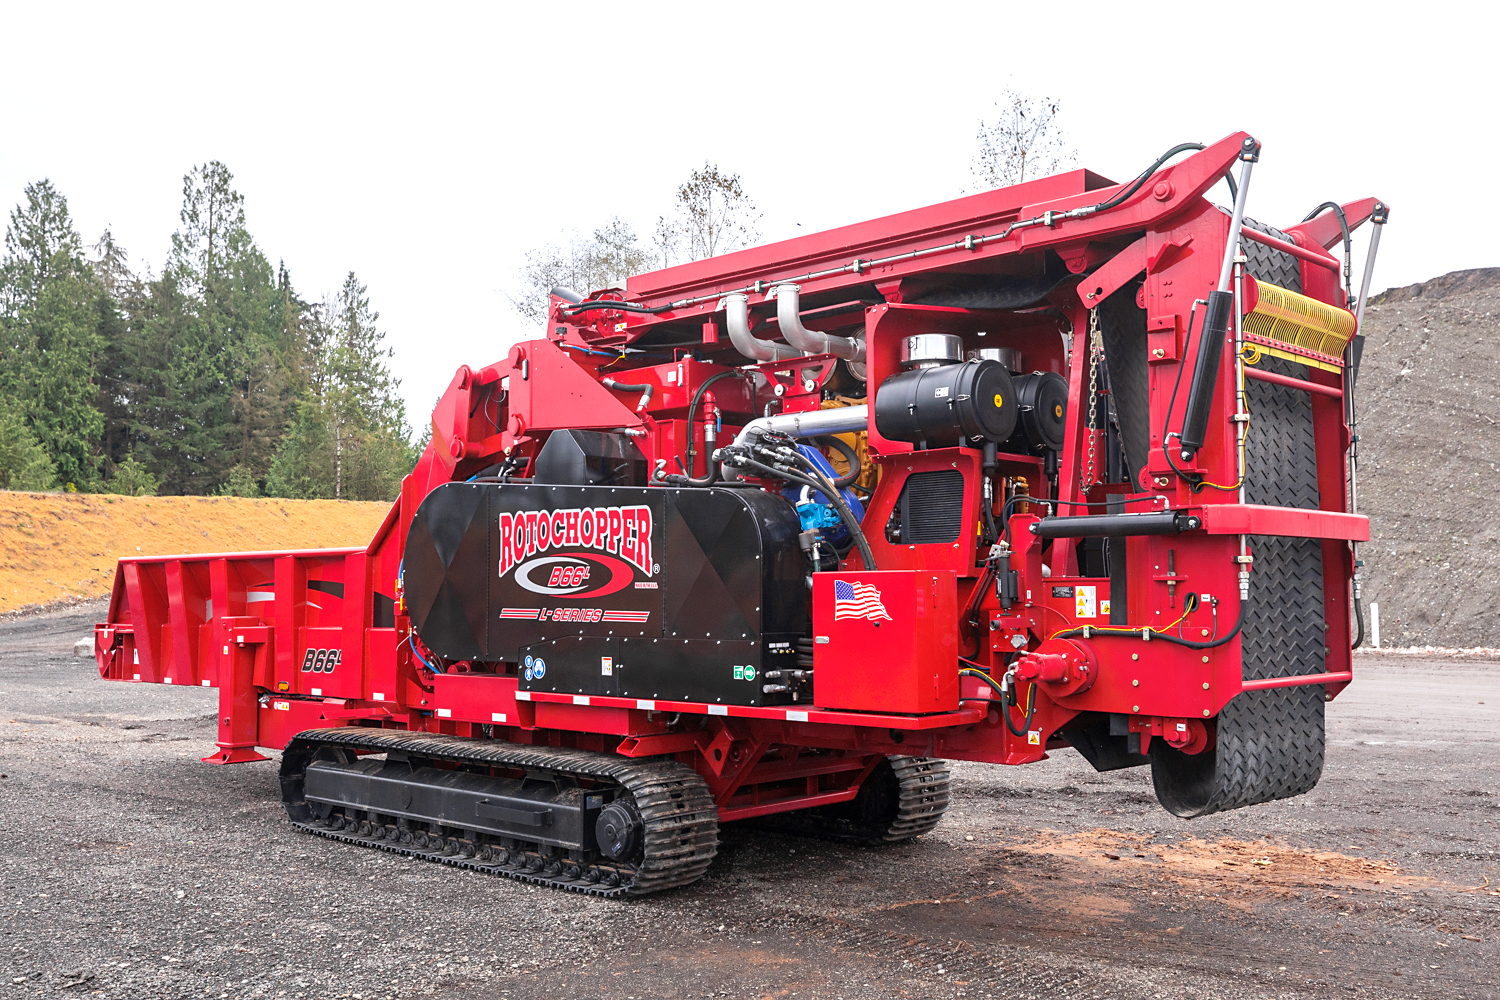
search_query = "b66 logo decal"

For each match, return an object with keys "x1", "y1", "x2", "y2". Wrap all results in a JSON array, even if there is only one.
[{"x1": 301, "y1": 647, "x2": 342, "y2": 673}]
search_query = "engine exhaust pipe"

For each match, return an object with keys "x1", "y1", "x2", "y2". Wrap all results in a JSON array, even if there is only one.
[
  {"x1": 723, "y1": 293, "x2": 801, "y2": 362},
  {"x1": 774, "y1": 283, "x2": 865, "y2": 362},
  {"x1": 731, "y1": 404, "x2": 868, "y2": 449}
]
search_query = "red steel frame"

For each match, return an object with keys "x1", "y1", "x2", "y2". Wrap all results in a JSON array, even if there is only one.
[{"x1": 95, "y1": 132, "x2": 1379, "y2": 814}]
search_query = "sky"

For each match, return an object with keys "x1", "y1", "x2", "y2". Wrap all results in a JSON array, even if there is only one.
[{"x1": 1, "y1": 1, "x2": 1490, "y2": 430}]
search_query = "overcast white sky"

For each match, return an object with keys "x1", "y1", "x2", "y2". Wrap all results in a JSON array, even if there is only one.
[{"x1": 1, "y1": 2, "x2": 1488, "y2": 428}]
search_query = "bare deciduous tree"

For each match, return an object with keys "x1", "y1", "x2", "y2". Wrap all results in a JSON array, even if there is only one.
[
  {"x1": 509, "y1": 217, "x2": 652, "y2": 325},
  {"x1": 654, "y1": 163, "x2": 762, "y2": 267},
  {"x1": 971, "y1": 91, "x2": 1077, "y2": 190}
]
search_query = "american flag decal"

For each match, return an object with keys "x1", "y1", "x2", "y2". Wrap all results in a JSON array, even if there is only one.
[{"x1": 833, "y1": 580, "x2": 891, "y2": 622}]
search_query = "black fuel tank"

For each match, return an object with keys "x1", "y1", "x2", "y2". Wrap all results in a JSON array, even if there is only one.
[{"x1": 403, "y1": 483, "x2": 806, "y2": 703}]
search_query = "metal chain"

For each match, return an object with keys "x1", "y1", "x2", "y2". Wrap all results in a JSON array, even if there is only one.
[{"x1": 1082, "y1": 308, "x2": 1102, "y2": 491}]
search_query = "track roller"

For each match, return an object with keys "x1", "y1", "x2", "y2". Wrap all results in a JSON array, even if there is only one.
[{"x1": 279, "y1": 728, "x2": 719, "y2": 897}]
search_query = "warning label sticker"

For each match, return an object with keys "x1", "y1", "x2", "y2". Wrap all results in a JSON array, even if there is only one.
[{"x1": 1075, "y1": 585, "x2": 1097, "y2": 619}]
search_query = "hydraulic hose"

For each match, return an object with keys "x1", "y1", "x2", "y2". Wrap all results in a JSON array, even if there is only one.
[
  {"x1": 782, "y1": 446, "x2": 876, "y2": 571},
  {"x1": 1351, "y1": 593, "x2": 1365, "y2": 650},
  {"x1": 960, "y1": 668, "x2": 1035, "y2": 738},
  {"x1": 962, "y1": 561, "x2": 998, "y2": 657},
  {"x1": 600, "y1": 377, "x2": 653, "y2": 412},
  {"x1": 727, "y1": 451, "x2": 877, "y2": 572},
  {"x1": 684, "y1": 370, "x2": 748, "y2": 478},
  {"x1": 1052, "y1": 599, "x2": 1247, "y2": 650},
  {"x1": 815, "y1": 435, "x2": 862, "y2": 487},
  {"x1": 1303, "y1": 201, "x2": 1353, "y2": 301}
]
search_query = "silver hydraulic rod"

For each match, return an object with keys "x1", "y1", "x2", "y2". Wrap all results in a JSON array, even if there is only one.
[
  {"x1": 1233, "y1": 251, "x2": 1250, "y2": 601},
  {"x1": 1216, "y1": 139, "x2": 1260, "y2": 293},
  {"x1": 1353, "y1": 201, "x2": 1389, "y2": 329}
]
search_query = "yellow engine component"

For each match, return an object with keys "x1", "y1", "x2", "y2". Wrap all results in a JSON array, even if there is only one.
[
  {"x1": 1243, "y1": 281, "x2": 1356, "y2": 373},
  {"x1": 821, "y1": 397, "x2": 879, "y2": 491}
]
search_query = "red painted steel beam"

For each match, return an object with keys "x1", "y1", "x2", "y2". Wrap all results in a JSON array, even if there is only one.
[
  {"x1": 1243, "y1": 366, "x2": 1344, "y2": 398},
  {"x1": 619, "y1": 134, "x2": 1249, "y2": 316},
  {"x1": 1195, "y1": 503, "x2": 1369, "y2": 541},
  {"x1": 1241, "y1": 227, "x2": 1340, "y2": 272},
  {"x1": 115, "y1": 548, "x2": 365, "y2": 564},
  {"x1": 513, "y1": 689, "x2": 987, "y2": 730},
  {"x1": 718, "y1": 788, "x2": 861, "y2": 823},
  {"x1": 1241, "y1": 671, "x2": 1352, "y2": 691},
  {"x1": 1281, "y1": 197, "x2": 1383, "y2": 251}
]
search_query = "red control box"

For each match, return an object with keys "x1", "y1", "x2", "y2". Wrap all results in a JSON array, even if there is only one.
[{"x1": 811, "y1": 570, "x2": 959, "y2": 714}]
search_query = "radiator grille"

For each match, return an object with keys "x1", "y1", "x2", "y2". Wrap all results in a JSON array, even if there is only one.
[{"x1": 898, "y1": 470, "x2": 965, "y2": 545}]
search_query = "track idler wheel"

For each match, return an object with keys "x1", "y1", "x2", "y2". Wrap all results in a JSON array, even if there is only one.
[{"x1": 749, "y1": 756, "x2": 951, "y2": 845}]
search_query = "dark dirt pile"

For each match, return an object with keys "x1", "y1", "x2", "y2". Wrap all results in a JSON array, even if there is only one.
[{"x1": 1356, "y1": 267, "x2": 1500, "y2": 646}]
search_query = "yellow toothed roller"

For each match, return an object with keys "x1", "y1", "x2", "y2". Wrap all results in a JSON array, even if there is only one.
[{"x1": 1243, "y1": 279, "x2": 1357, "y2": 372}]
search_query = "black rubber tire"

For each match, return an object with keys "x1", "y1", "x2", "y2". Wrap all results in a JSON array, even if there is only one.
[{"x1": 1150, "y1": 353, "x2": 1327, "y2": 817}]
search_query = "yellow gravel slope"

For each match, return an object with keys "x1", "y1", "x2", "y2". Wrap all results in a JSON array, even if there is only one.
[{"x1": 0, "y1": 492, "x2": 391, "y2": 614}]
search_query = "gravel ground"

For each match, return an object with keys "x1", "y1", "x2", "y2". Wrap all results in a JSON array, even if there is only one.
[
  {"x1": 1, "y1": 602, "x2": 1497, "y2": 1000},
  {"x1": 1358, "y1": 268, "x2": 1500, "y2": 646}
]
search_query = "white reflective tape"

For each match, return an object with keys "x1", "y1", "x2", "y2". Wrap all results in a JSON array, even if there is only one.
[
  {"x1": 436, "y1": 708, "x2": 451, "y2": 718},
  {"x1": 372, "y1": 692, "x2": 384, "y2": 701},
  {"x1": 201, "y1": 680, "x2": 210, "y2": 687},
  {"x1": 515, "y1": 691, "x2": 531, "y2": 701},
  {"x1": 785, "y1": 710, "x2": 809, "y2": 722},
  {"x1": 132, "y1": 673, "x2": 140, "y2": 681},
  {"x1": 708, "y1": 705, "x2": 728, "y2": 716},
  {"x1": 133, "y1": 649, "x2": 138, "y2": 664},
  {"x1": 236, "y1": 635, "x2": 244, "y2": 643},
  {"x1": 491, "y1": 712, "x2": 507, "y2": 723},
  {"x1": 163, "y1": 677, "x2": 172, "y2": 684},
  {"x1": 572, "y1": 695, "x2": 590, "y2": 706},
  {"x1": 636, "y1": 699, "x2": 655, "y2": 711},
  {"x1": 311, "y1": 687, "x2": 322, "y2": 696}
]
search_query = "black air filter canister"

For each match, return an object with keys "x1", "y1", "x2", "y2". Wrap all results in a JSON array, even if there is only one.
[
  {"x1": 875, "y1": 359, "x2": 1017, "y2": 447},
  {"x1": 1005, "y1": 371, "x2": 1069, "y2": 454}
]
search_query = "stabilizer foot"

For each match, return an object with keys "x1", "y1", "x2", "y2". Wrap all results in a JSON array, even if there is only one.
[{"x1": 202, "y1": 746, "x2": 271, "y2": 765}]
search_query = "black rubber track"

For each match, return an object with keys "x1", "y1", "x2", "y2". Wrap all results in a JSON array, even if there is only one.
[
  {"x1": 280, "y1": 728, "x2": 719, "y2": 897},
  {"x1": 1240, "y1": 217, "x2": 1303, "y2": 294},
  {"x1": 1151, "y1": 352, "x2": 1327, "y2": 817},
  {"x1": 747, "y1": 756, "x2": 951, "y2": 845}
]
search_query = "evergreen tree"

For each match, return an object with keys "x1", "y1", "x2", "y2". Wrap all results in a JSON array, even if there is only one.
[
  {"x1": 92, "y1": 228, "x2": 148, "y2": 475},
  {"x1": 0, "y1": 400, "x2": 57, "y2": 490},
  {"x1": 265, "y1": 272, "x2": 413, "y2": 502},
  {"x1": 0, "y1": 180, "x2": 105, "y2": 489},
  {"x1": 104, "y1": 454, "x2": 158, "y2": 496},
  {"x1": 122, "y1": 162, "x2": 304, "y2": 494}
]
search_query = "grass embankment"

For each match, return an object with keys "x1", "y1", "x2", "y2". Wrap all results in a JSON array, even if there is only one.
[{"x1": 0, "y1": 492, "x2": 390, "y2": 614}]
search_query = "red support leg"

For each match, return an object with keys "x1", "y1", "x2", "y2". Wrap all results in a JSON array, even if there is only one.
[{"x1": 203, "y1": 616, "x2": 270, "y2": 765}]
